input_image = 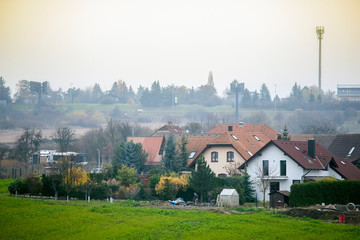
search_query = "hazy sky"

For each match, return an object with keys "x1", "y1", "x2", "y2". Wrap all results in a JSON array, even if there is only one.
[{"x1": 1, "y1": 0, "x2": 359, "y2": 98}]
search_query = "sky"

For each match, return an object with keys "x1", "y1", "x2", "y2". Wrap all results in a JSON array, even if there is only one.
[{"x1": 0, "y1": 0, "x2": 359, "y2": 99}]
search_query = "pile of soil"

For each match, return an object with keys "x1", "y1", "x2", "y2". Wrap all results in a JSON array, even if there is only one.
[{"x1": 279, "y1": 208, "x2": 360, "y2": 225}]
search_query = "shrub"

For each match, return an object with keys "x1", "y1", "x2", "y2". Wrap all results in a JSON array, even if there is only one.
[
  {"x1": 290, "y1": 180, "x2": 360, "y2": 207},
  {"x1": 90, "y1": 184, "x2": 110, "y2": 200},
  {"x1": 8, "y1": 178, "x2": 27, "y2": 195}
]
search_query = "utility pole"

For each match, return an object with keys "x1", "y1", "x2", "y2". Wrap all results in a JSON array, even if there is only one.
[{"x1": 316, "y1": 26, "x2": 324, "y2": 100}]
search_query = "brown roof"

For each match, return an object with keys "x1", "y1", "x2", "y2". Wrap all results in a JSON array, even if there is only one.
[
  {"x1": 330, "y1": 157, "x2": 360, "y2": 180},
  {"x1": 289, "y1": 134, "x2": 336, "y2": 149},
  {"x1": 127, "y1": 136, "x2": 165, "y2": 166},
  {"x1": 156, "y1": 122, "x2": 183, "y2": 134},
  {"x1": 187, "y1": 132, "x2": 271, "y2": 167},
  {"x1": 207, "y1": 124, "x2": 279, "y2": 140},
  {"x1": 243, "y1": 140, "x2": 360, "y2": 180},
  {"x1": 272, "y1": 140, "x2": 328, "y2": 170},
  {"x1": 328, "y1": 134, "x2": 360, "y2": 163}
]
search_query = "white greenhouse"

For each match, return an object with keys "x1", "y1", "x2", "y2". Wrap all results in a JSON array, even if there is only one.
[{"x1": 218, "y1": 189, "x2": 239, "y2": 207}]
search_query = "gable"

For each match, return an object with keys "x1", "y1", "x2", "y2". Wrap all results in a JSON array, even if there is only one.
[{"x1": 127, "y1": 136, "x2": 165, "y2": 165}]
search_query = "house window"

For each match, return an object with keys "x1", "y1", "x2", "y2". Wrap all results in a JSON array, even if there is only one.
[
  {"x1": 227, "y1": 151, "x2": 234, "y2": 162},
  {"x1": 280, "y1": 160, "x2": 286, "y2": 176},
  {"x1": 211, "y1": 152, "x2": 218, "y2": 162},
  {"x1": 270, "y1": 182, "x2": 280, "y2": 193},
  {"x1": 292, "y1": 180, "x2": 300, "y2": 184},
  {"x1": 263, "y1": 160, "x2": 269, "y2": 176}
]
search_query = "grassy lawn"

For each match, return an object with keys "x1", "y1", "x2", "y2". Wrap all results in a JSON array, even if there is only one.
[{"x1": 0, "y1": 194, "x2": 359, "y2": 240}]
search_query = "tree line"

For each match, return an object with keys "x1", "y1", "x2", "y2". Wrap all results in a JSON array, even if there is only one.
[{"x1": 1, "y1": 75, "x2": 353, "y2": 110}]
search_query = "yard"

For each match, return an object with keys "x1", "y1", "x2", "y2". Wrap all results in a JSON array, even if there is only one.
[{"x1": 0, "y1": 194, "x2": 359, "y2": 239}]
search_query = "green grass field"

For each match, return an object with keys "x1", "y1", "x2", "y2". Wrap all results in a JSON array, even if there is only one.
[{"x1": 0, "y1": 179, "x2": 359, "y2": 240}]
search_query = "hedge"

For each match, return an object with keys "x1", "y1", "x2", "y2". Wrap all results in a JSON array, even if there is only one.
[{"x1": 289, "y1": 180, "x2": 360, "y2": 207}]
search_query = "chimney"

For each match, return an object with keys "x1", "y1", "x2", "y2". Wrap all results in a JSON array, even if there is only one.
[
  {"x1": 308, "y1": 139, "x2": 315, "y2": 158},
  {"x1": 168, "y1": 121, "x2": 173, "y2": 126},
  {"x1": 228, "y1": 125, "x2": 233, "y2": 131}
]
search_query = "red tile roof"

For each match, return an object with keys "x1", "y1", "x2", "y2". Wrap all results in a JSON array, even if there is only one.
[
  {"x1": 156, "y1": 123, "x2": 183, "y2": 134},
  {"x1": 207, "y1": 124, "x2": 279, "y2": 140},
  {"x1": 186, "y1": 136, "x2": 215, "y2": 166},
  {"x1": 187, "y1": 132, "x2": 272, "y2": 167},
  {"x1": 127, "y1": 136, "x2": 165, "y2": 165}
]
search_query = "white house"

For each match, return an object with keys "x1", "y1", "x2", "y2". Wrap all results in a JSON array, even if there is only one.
[{"x1": 240, "y1": 139, "x2": 360, "y2": 202}]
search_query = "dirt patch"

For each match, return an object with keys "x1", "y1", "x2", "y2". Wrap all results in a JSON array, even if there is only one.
[{"x1": 279, "y1": 208, "x2": 360, "y2": 225}]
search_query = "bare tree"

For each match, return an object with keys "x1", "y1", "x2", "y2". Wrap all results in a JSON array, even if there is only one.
[
  {"x1": 254, "y1": 162, "x2": 278, "y2": 206},
  {"x1": 223, "y1": 162, "x2": 242, "y2": 176},
  {"x1": 14, "y1": 129, "x2": 43, "y2": 162},
  {"x1": 51, "y1": 127, "x2": 76, "y2": 152}
]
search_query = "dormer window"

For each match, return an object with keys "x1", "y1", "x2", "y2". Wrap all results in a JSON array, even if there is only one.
[
  {"x1": 348, "y1": 147, "x2": 355, "y2": 157},
  {"x1": 253, "y1": 135, "x2": 260, "y2": 141},
  {"x1": 189, "y1": 151, "x2": 196, "y2": 159},
  {"x1": 246, "y1": 150, "x2": 253, "y2": 156},
  {"x1": 304, "y1": 156, "x2": 313, "y2": 163}
]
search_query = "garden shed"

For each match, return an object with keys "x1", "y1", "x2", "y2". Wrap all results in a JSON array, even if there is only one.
[
  {"x1": 218, "y1": 189, "x2": 239, "y2": 207},
  {"x1": 269, "y1": 190, "x2": 290, "y2": 208}
]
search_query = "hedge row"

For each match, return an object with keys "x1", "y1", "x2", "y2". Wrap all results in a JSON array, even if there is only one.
[
  {"x1": 289, "y1": 180, "x2": 360, "y2": 207},
  {"x1": 8, "y1": 174, "x2": 110, "y2": 200}
]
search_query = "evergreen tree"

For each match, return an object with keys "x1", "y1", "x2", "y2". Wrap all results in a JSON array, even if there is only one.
[
  {"x1": 290, "y1": 82, "x2": 303, "y2": 100},
  {"x1": 240, "y1": 167, "x2": 255, "y2": 202},
  {"x1": 189, "y1": 156, "x2": 217, "y2": 202},
  {"x1": 177, "y1": 134, "x2": 189, "y2": 171},
  {"x1": 92, "y1": 83, "x2": 103, "y2": 103},
  {"x1": 251, "y1": 90, "x2": 259, "y2": 105},
  {"x1": 260, "y1": 83, "x2": 271, "y2": 104},
  {"x1": 113, "y1": 141, "x2": 147, "y2": 174},
  {"x1": 150, "y1": 81, "x2": 162, "y2": 107},
  {"x1": 140, "y1": 87, "x2": 151, "y2": 107},
  {"x1": 161, "y1": 134, "x2": 179, "y2": 172},
  {"x1": 0, "y1": 76, "x2": 11, "y2": 103},
  {"x1": 278, "y1": 125, "x2": 291, "y2": 141},
  {"x1": 241, "y1": 88, "x2": 252, "y2": 107}
]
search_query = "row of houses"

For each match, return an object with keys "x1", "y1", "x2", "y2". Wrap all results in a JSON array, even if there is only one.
[{"x1": 129, "y1": 122, "x2": 360, "y2": 201}]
